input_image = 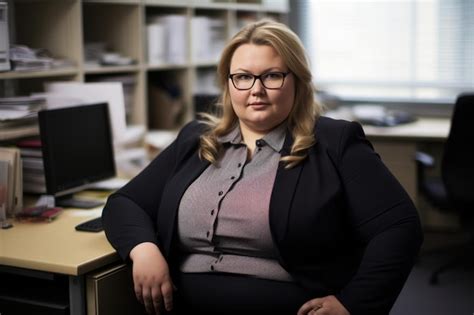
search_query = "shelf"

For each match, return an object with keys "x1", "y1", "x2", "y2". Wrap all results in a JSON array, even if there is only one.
[
  {"x1": 83, "y1": 0, "x2": 140, "y2": 4},
  {"x1": 2, "y1": 0, "x2": 288, "y2": 135},
  {"x1": 144, "y1": 0, "x2": 189, "y2": 8},
  {"x1": 84, "y1": 65, "x2": 140, "y2": 74},
  {"x1": 0, "y1": 68, "x2": 79, "y2": 80},
  {"x1": 146, "y1": 64, "x2": 190, "y2": 71}
]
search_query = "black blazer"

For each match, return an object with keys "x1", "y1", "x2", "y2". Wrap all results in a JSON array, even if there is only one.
[{"x1": 102, "y1": 116, "x2": 423, "y2": 315}]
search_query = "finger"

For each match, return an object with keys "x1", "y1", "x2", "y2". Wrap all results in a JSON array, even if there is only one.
[
  {"x1": 308, "y1": 305, "x2": 324, "y2": 315},
  {"x1": 297, "y1": 299, "x2": 324, "y2": 315},
  {"x1": 161, "y1": 281, "x2": 174, "y2": 311},
  {"x1": 134, "y1": 284, "x2": 143, "y2": 304},
  {"x1": 151, "y1": 285, "x2": 163, "y2": 315},
  {"x1": 142, "y1": 288, "x2": 154, "y2": 314}
]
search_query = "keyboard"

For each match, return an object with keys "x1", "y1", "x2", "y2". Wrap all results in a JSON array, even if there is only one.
[{"x1": 75, "y1": 217, "x2": 103, "y2": 232}]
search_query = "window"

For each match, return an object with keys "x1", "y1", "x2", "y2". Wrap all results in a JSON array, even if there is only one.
[{"x1": 298, "y1": 0, "x2": 474, "y2": 103}]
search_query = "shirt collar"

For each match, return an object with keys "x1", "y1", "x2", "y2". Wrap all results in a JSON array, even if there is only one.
[
  {"x1": 218, "y1": 124, "x2": 242, "y2": 145},
  {"x1": 218, "y1": 122, "x2": 287, "y2": 153}
]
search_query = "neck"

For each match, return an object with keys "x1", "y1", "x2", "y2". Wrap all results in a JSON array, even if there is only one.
[{"x1": 240, "y1": 124, "x2": 265, "y2": 146}]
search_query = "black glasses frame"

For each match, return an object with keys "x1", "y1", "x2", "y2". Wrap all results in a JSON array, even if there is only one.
[{"x1": 228, "y1": 71, "x2": 290, "y2": 90}]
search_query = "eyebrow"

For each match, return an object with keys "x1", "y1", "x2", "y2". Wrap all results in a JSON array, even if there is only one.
[{"x1": 232, "y1": 67, "x2": 284, "y2": 74}]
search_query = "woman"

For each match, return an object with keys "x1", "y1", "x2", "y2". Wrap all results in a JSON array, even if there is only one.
[{"x1": 103, "y1": 20, "x2": 423, "y2": 315}]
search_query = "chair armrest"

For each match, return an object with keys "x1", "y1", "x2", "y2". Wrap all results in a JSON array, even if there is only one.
[{"x1": 415, "y1": 151, "x2": 435, "y2": 168}]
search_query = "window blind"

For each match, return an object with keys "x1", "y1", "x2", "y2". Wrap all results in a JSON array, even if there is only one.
[{"x1": 298, "y1": 0, "x2": 474, "y2": 103}]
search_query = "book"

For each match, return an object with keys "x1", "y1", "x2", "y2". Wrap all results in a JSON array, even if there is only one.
[
  {"x1": 0, "y1": 147, "x2": 23, "y2": 216},
  {"x1": 16, "y1": 205, "x2": 63, "y2": 222}
]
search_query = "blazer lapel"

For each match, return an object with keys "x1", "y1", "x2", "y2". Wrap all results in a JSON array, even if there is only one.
[
  {"x1": 158, "y1": 153, "x2": 210, "y2": 256},
  {"x1": 269, "y1": 130, "x2": 303, "y2": 244}
]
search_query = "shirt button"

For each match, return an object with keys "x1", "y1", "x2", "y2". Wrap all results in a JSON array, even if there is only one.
[
  {"x1": 206, "y1": 231, "x2": 210, "y2": 237},
  {"x1": 231, "y1": 176, "x2": 235, "y2": 180},
  {"x1": 211, "y1": 209, "x2": 215, "y2": 215},
  {"x1": 237, "y1": 163, "x2": 242, "y2": 167},
  {"x1": 218, "y1": 191, "x2": 223, "y2": 196},
  {"x1": 210, "y1": 265, "x2": 215, "y2": 271}
]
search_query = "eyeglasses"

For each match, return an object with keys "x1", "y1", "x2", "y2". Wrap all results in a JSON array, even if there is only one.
[{"x1": 229, "y1": 71, "x2": 290, "y2": 90}]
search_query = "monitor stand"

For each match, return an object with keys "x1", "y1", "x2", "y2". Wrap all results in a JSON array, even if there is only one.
[{"x1": 56, "y1": 195, "x2": 104, "y2": 209}]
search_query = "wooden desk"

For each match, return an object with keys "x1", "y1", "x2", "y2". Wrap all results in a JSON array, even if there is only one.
[
  {"x1": 362, "y1": 117, "x2": 450, "y2": 142},
  {"x1": 0, "y1": 118, "x2": 451, "y2": 313},
  {"x1": 362, "y1": 118, "x2": 450, "y2": 204},
  {"x1": 0, "y1": 200, "x2": 120, "y2": 315}
]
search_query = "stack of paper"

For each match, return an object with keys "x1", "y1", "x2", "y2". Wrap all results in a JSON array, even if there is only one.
[
  {"x1": 9, "y1": 45, "x2": 74, "y2": 72},
  {"x1": 0, "y1": 96, "x2": 45, "y2": 141},
  {"x1": 0, "y1": 96, "x2": 45, "y2": 125}
]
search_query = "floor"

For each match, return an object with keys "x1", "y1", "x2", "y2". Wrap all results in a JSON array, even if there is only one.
[{"x1": 390, "y1": 230, "x2": 474, "y2": 315}]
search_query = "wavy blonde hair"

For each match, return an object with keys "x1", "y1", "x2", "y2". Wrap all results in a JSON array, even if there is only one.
[{"x1": 199, "y1": 19, "x2": 321, "y2": 168}]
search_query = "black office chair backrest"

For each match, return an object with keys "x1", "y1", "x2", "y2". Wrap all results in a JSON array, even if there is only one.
[{"x1": 442, "y1": 93, "x2": 474, "y2": 210}]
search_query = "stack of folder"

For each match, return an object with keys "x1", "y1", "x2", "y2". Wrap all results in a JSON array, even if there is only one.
[{"x1": 0, "y1": 96, "x2": 45, "y2": 141}]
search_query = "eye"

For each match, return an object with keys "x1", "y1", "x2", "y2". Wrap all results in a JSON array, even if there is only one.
[
  {"x1": 233, "y1": 73, "x2": 253, "y2": 81},
  {"x1": 266, "y1": 72, "x2": 284, "y2": 79}
]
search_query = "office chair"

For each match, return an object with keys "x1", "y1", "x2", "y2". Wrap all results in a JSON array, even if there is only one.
[{"x1": 416, "y1": 93, "x2": 474, "y2": 285}]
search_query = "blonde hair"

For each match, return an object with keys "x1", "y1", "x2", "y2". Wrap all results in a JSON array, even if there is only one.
[{"x1": 199, "y1": 19, "x2": 321, "y2": 168}]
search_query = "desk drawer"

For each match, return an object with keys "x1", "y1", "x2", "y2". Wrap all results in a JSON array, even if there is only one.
[{"x1": 87, "y1": 263, "x2": 145, "y2": 315}]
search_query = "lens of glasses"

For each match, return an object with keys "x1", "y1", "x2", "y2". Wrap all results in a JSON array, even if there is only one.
[
  {"x1": 231, "y1": 72, "x2": 287, "y2": 90},
  {"x1": 261, "y1": 72, "x2": 285, "y2": 88}
]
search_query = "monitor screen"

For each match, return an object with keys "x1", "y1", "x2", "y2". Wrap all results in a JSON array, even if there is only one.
[{"x1": 38, "y1": 103, "x2": 116, "y2": 208}]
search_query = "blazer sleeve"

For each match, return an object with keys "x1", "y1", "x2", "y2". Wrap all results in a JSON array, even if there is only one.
[
  {"x1": 333, "y1": 122, "x2": 423, "y2": 315},
  {"x1": 102, "y1": 121, "x2": 199, "y2": 261}
]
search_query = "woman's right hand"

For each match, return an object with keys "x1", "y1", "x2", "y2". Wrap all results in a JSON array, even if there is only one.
[{"x1": 129, "y1": 242, "x2": 175, "y2": 314}]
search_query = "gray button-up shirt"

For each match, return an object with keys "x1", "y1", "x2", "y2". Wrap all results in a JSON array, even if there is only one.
[{"x1": 177, "y1": 123, "x2": 293, "y2": 281}]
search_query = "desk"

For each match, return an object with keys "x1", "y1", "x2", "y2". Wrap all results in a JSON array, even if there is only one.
[
  {"x1": 0, "y1": 118, "x2": 450, "y2": 313},
  {"x1": 362, "y1": 118, "x2": 450, "y2": 205},
  {"x1": 0, "y1": 202, "x2": 120, "y2": 314},
  {"x1": 362, "y1": 117, "x2": 450, "y2": 141}
]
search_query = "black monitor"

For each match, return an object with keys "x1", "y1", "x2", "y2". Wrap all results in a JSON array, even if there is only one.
[{"x1": 38, "y1": 103, "x2": 116, "y2": 208}]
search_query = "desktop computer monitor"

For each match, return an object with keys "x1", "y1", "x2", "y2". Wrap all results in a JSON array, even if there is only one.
[{"x1": 38, "y1": 103, "x2": 116, "y2": 208}]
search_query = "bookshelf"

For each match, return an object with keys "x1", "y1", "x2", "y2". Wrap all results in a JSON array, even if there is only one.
[{"x1": 0, "y1": 0, "x2": 289, "y2": 138}]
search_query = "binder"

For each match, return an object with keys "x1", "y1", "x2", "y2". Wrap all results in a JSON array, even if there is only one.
[
  {"x1": 0, "y1": 161, "x2": 7, "y2": 221},
  {"x1": 0, "y1": 147, "x2": 23, "y2": 217}
]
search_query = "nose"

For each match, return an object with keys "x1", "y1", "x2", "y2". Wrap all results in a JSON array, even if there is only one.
[{"x1": 251, "y1": 77, "x2": 265, "y2": 95}]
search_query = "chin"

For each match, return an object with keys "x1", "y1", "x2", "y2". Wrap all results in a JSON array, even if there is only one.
[{"x1": 246, "y1": 118, "x2": 281, "y2": 131}]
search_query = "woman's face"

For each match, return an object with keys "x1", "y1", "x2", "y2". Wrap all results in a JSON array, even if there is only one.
[{"x1": 229, "y1": 44, "x2": 295, "y2": 135}]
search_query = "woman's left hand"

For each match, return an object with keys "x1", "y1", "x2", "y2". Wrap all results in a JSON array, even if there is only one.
[{"x1": 297, "y1": 295, "x2": 350, "y2": 315}]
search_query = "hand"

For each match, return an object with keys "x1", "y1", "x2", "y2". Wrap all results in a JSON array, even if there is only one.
[
  {"x1": 297, "y1": 295, "x2": 350, "y2": 315},
  {"x1": 130, "y1": 242, "x2": 175, "y2": 314}
]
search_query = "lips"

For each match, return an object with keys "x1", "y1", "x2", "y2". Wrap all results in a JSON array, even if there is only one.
[{"x1": 249, "y1": 102, "x2": 270, "y2": 106}]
